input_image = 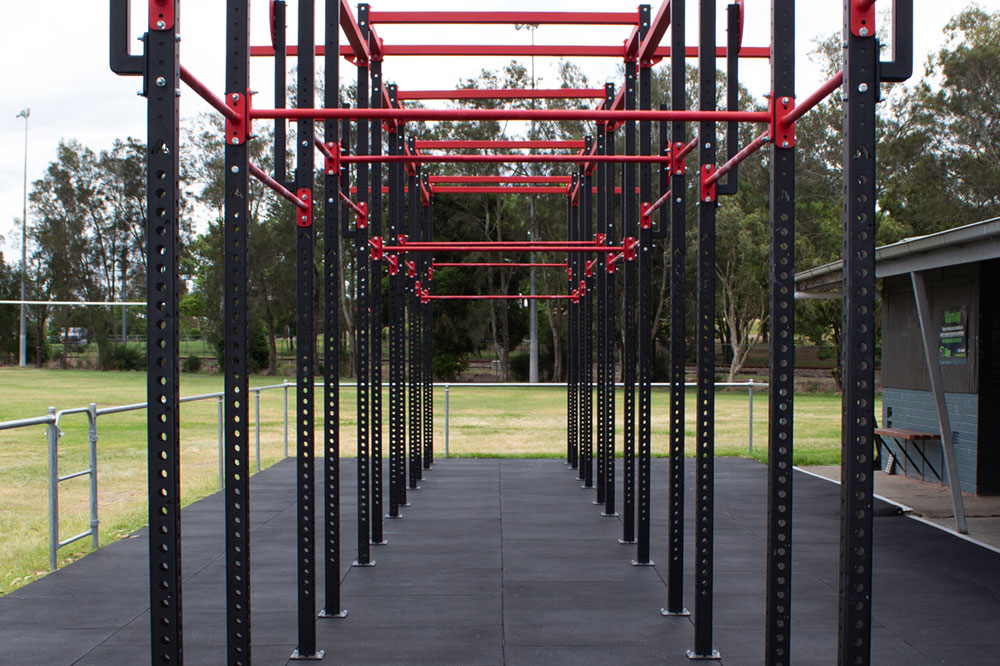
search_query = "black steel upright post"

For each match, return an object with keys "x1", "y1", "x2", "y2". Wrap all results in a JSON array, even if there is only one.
[
  {"x1": 635, "y1": 3, "x2": 654, "y2": 566},
  {"x1": 689, "y1": 0, "x2": 719, "y2": 659},
  {"x1": 223, "y1": 1, "x2": 252, "y2": 663},
  {"x1": 291, "y1": 0, "x2": 320, "y2": 659},
  {"x1": 369, "y1": 48, "x2": 386, "y2": 546},
  {"x1": 620, "y1": 57, "x2": 638, "y2": 545},
  {"x1": 582, "y1": 137, "x2": 595, "y2": 490},
  {"x1": 664, "y1": 0, "x2": 689, "y2": 619},
  {"x1": 387, "y1": 91, "x2": 404, "y2": 520},
  {"x1": 320, "y1": 0, "x2": 346, "y2": 622},
  {"x1": 604, "y1": 84, "x2": 618, "y2": 517},
  {"x1": 273, "y1": 0, "x2": 287, "y2": 184},
  {"x1": 407, "y1": 152, "x2": 421, "y2": 492},
  {"x1": 422, "y1": 179, "x2": 434, "y2": 469},
  {"x1": 146, "y1": 3, "x2": 183, "y2": 663},
  {"x1": 595, "y1": 125, "x2": 607, "y2": 506},
  {"x1": 839, "y1": 1, "x2": 878, "y2": 664},
  {"x1": 567, "y1": 174, "x2": 579, "y2": 470},
  {"x1": 353, "y1": 3, "x2": 373, "y2": 569},
  {"x1": 766, "y1": 1, "x2": 795, "y2": 664}
]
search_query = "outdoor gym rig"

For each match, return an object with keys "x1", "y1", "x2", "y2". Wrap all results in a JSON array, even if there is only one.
[{"x1": 110, "y1": 0, "x2": 912, "y2": 664}]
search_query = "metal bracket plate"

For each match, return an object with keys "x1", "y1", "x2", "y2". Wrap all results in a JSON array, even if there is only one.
[
  {"x1": 700, "y1": 165, "x2": 717, "y2": 203},
  {"x1": 851, "y1": 0, "x2": 876, "y2": 38},
  {"x1": 226, "y1": 92, "x2": 250, "y2": 146},
  {"x1": 149, "y1": 0, "x2": 175, "y2": 30},
  {"x1": 770, "y1": 94, "x2": 796, "y2": 148},
  {"x1": 296, "y1": 188, "x2": 312, "y2": 227}
]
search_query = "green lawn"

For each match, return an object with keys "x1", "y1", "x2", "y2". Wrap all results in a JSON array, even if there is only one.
[{"x1": 0, "y1": 368, "x2": 865, "y2": 596}]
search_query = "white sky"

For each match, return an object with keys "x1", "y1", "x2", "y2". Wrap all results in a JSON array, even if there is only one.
[{"x1": 0, "y1": 0, "x2": 994, "y2": 259}]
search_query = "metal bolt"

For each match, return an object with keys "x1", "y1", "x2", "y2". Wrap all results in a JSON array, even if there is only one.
[
  {"x1": 781, "y1": 97, "x2": 790, "y2": 104},
  {"x1": 301, "y1": 215, "x2": 308, "y2": 222},
  {"x1": 858, "y1": 83, "x2": 869, "y2": 93},
  {"x1": 156, "y1": 20, "x2": 166, "y2": 30},
  {"x1": 231, "y1": 137, "x2": 239, "y2": 145},
  {"x1": 782, "y1": 141, "x2": 790, "y2": 148},
  {"x1": 231, "y1": 166, "x2": 240, "y2": 174},
  {"x1": 232, "y1": 93, "x2": 240, "y2": 102},
  {"x1": 301, "y1": 193, "x2": 308, "y2": 200},
  {"x1": 859, "y1": 27, "x2": 869, "y2": 37},
  {"x1": 676, "y1": 197, "x2": 682, "y2": 203},
  {"x1": 675, "y1": 170, "x2": 683, "y2": 175},
  {"x1": 705, "y1": 142, "x2": 712, "y2": 149},
  {"x1": 705, "y1": 196, "x2": 712, "y2": 203},
  {"x1": 155, "y1": 77, "x2": 166, "y2": 87}
]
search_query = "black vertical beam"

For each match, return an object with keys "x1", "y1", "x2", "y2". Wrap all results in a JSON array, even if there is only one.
[
  {"x1": 353, "y1": 2, "x2": 373, "y2": 569},
  {"x1": 689, "y1": 0, "x2": 719, "y2": 659},
  {"x1": 407, "y1": 154, "x2": 421, "y2": 492},
  {"x1": 423, "y1": 179, "x2": 434, "y2": 469},
  {"x1": 273, "y1": 0, "x2": 287, "y2": 184},
  {"x1": 223, "y1": 1, "x2": 252, "y2": 663},
  {"x1": 320, "y1": 0, "x2": 346, "y2": 622},
  {"x1": 604, "y1": 84, "x2": 617, "y2": 517},
  {"x1": 582, "y1": 137, "x2": 594, "y2": 490},
  {"x1": 635, "y1": 3, "x2": 654, "y2": 566},
  {"x1": 292, "y1": 0, "x2": 320, "y2": 659},
  {"x1": 664, "y1": 0, "x2": 689, "y2": 619},
  {"x1": 567, "y1": 173, "x2": 578, "y2": 470},
  {"x1": 387, "y1": 104, "x2": 404, "y2": 520},
  {"x1": 147, "y1": 3, "x2": 183, "y2": 663},
  {"x1": 839, "y1": 1, "x2": 878, "y2": 664},
  {"x1": 595, "y1": 125, "x2": 607, "y2": 507},
  {"x1": 716, "y1": 4, "x2": 741, "y2": 197},
  {"x1": 369, "y1": 50, "x2": 385, "y2": 546},
  {"x1": 766, "y1": 1, "x2": 795, "y2": 664},
  {"x1": 620, "y1": 57, "x2": 638, "y2": 545}
]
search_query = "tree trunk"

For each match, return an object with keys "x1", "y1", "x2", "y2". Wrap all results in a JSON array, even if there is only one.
[
  {"x1": 265, "y1": 302, "x2": 278, "y2": 375},
  {"x1": 545, "y1": 300, "x2": 563, "y2": 382}
]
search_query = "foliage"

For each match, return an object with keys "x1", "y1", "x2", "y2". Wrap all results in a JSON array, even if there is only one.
[
  {"x1": 100, "y1": 343, "x2": 143, "y2": 371},
  {"x1": 182, "y1": 355, "x2": 202, "y2": 373}
]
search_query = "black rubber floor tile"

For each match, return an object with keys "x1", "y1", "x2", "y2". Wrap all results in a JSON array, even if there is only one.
[
  {"x1": 338, "y1": 593, "x2": 501, "y2": 627},
  {"x1": 503, "y1": 608, "x2": 674, "y2": 647},
  {"x1": 501, "y1": 580, "x2": 666, "y2": 611},
  {"x1": 502, "y1": 556, "x2": 662, "y2": 582},
  {"x1": 340, "y1": 566, "x2": 502, "y2": 596},
  {"x1": 315, "y1": 624, "x2": 503, "y2": 666},
  {"x1": 503, "y1": 645, "x2": 694, "y2": 666},
  {"x1": 0, "y1": 628, "x2": 117, "y2": 666}
]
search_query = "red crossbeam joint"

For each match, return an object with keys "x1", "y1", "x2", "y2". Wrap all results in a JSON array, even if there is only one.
[
  {"x1": 226, "y1": 91, "x2": 251, "y2": 146},
  {"x1": 770, "y1": 94, "x2": 796, "y2": 148},
  {"x1": 296, "y1": 189, "x2": 313, "y2": 227},
  {"x1": 700, "y1": 165, "x2": 717, "y2": 204},
  {"x1": 851, "y1": 0, "x2": 877, "y2": 38}
]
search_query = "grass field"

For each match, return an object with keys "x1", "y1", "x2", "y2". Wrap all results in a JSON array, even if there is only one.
[{"x1": 0, "y1": 368, "x2": 869, "y2": 596}]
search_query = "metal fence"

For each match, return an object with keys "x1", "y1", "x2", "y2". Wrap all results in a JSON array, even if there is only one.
[{"x1": 0, "y1": 379, "x2": 765, "y2": 573}]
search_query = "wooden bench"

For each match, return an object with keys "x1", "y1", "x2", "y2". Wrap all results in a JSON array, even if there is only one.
[{"x1": 874, "y1": 427, "x2": 941, "y2": 480}]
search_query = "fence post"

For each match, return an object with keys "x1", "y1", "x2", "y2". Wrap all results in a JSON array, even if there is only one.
[
  {"x1": 88, "y1": 403, "x2": 99, "y2": 550},
  {"x1": 748, "y1": 379, "x2": 755, "y2": 453},
  {"x1": 217, "y1": 394, "x2": 224, "y2": 491},
  {"x1": 255, "y1": 388, "x2": 262, "y2": 472},
  {"x1": 283, "y1": 379, "x2": 289, "y2": 458},
  {"x1": 444, "y1": 383, "x2": 450, "y2": 458},
  {"x1": 46, "y1": 407, "x2": 58, "y2": 571}
]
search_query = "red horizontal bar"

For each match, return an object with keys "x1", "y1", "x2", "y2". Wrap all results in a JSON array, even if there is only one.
[
  {"x1": 250, "y1": 45, "x2": 771, "y2": 60},
  {"x1": 368, "y1": 11, "x2": 639, "y2": 25},
  {"x1": 382, "y1": 243, "x2": 622, "y2": 254},
  {"x1": 249, "y1": 163, "x2": 308, "y2": 211},
  {"x1": 783, "y1": 70, "x2": 844, "y2": 127},
  {"x1": 432, "y1": 186, "x2": 570, "y2": 195},
  {"x1": 416, "y1": 140, "x2": 586, "y2": 150},
  {"x1": 426, "y1": 294, "x2": 576, "y2": 300},
  {"x1": 252, "y1": 107, "x2": 770, "y2": 124},
  {"x1": 433, "y1": 262, "x2": 568, "y2": 268},
  {"x1": 399, "y1": 89, "x2": 605, "y2": 101},
  {"x1": 706, "y1": 132, "x2": 769, "y2": 186},
  {"x1": 179, "y1": 66, "x2": 241, "y2": 124},
  {"x1": 431, "y1": 175, "x2": 573, "y2": 184},
  {"x1": 342, "y1": 154, "x2": 672, "y2": 164}
]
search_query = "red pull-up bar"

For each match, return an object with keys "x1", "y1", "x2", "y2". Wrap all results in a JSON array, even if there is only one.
[
  {"x1": 251, "y1": 107, "x2": 770, "y2": 124},
  {"x1": 398, "y1": 89, "x2": 606, "y2": 101},
  {"x1": 433, "y1": 262, "x2": 568, "y2": 268},
  {"x1": 425, "y1": 294, "x2": 578, "y2": 301}
]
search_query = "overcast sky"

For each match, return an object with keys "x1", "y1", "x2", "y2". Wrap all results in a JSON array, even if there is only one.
[{"x1": 1, "y1": 1, "x2": 994, "y2": 259}]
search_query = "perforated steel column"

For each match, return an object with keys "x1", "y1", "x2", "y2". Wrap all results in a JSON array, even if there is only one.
[
  {"x1": 369, "y1": 51, "x2": 385, "y2": 545},
  {"x1": 595, "y1": 125, "x2": 607, "y2": 507},
  {"x1": 839, "y1": 1, "x2": 877, "y2": 663},
  {"x1": 604, "y1": 85, "x2": 618, "y2": 517},
  {"x1": 582, "y1": 138, "x2": 594, "y2": 490},
  {"x1": 407, "y1": 158, "x2": 421, "y2": 492},
  {"x1": 567, "y1": 174, "x2": 578, "y2": 470},
  {"x1": 621, "y1": 59, "x2": 638, "y2": 545},
  {"x1": 664, "y1": 0, "x2": 689, "y2": 619},
  {"x1": 423, "y1": 183, "x2": 434, "y2": 469},
  {"x1": 147, "y1": 3, "x2": 183, "y2": 662},
  {"x1": 766, "y1": 1, "x2": 795, "y2": 664},
  {"x1": 387, "y1": 110, "x2": 404, "y2": 520}
]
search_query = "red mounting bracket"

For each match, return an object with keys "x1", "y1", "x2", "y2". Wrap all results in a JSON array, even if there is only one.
[
  {"x1": 150, "y1": 0, "x2": 175, "y2": 30},
  {"x1": 566, "y1": 267, "x2": 573, "y2": 282},
  {"x1": 585, "y1": 260, "x2": 596, "y2": 278},
  {"x1": 420, "y1": 288, "x2": 430, "y2": 304},
  {"x1": 296, "y1": 189, "x2": 312, "y2": 227},
  {"x1": 700, "y1": 165, "x2": 717, "y2": 204},
  {"x1": 387, "y1": 254, "x2": 399, "y2": 276},
  {"x1": 355, "y1": 201, "x2": 368, "y2": 229},
  {"x1": 607, "y1": 253, "x2": 619, "y2": 274},
  {"x1": 770, "y1": 94, "x2": 796, "y2": 148},
  {"x1": 324, "y1": 142, "x2": 341, "y2": 176},
  {"x1": 624, "y1": 237, "x2": 638, "y2": 262},
  {"x1": 226, "y1": 91, "x2": 251, "y2": 146},
  {"x1": 596, "y1": 233, "x2": 607, "y2": 246},
  {"x1": 851, "y1": 0, "x2": 876, "y2": 38},
  {"x1": 571, "y1": 289, "x2": 581, "y2": 304},
  {"x1": 640, "y1": 202, "x2": 652, "y2": 230},
  {"x1": 369, "y1": 235, "x2": 383, "y2": 260},
  {"x1": 406, "y1": 261, "x2": 416, "y2": 279},
  {"x1": 671, "y1": 142, "x2": 687, "y2": 176},
  {"x1": 427, "y1": 266, "x2": 433, "y2": 281},
  {"x1": 579, "y1": 279, "x2": 587, "y2": 295}
]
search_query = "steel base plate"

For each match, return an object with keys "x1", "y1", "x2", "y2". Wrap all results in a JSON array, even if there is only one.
[
  {"x1": 290, "y1": 648, "x2": 326, "y2": 660},
  {"x1": 661, "y1": 607, "x2": 691, "y2": 617},
  {"x1": 352, "y1": 560, "x2": 376, "y2": 567},
  {"x1": 686, "y1": 649, "x2": 721, "y2": 661},
  {"x1": 318, "y1": 609, "x2": 348, "y2": 619}
]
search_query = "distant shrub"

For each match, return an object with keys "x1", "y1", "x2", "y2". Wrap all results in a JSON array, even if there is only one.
[
  {"x1": 102, "y1": 343, "x2": 144, "y2": 371},
  {"x1": 182, "y1": 355, "x2": 202, "y2": 373}
]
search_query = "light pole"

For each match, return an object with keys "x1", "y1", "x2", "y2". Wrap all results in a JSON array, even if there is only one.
[
  {"x1": 16, "y1": 108, "x2": 30, "y2": 368},
  {"x1": 516, "y1": 24, "x2": 540, "y2": 383}
]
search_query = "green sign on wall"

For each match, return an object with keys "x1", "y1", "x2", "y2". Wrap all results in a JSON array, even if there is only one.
[{"x1": 938, "y1": 306, "x2": 968, "y2": 365}]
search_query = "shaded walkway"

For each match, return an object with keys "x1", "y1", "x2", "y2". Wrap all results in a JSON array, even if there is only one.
[{"x1": 1, "y1": 457, "x2": 998, "y2": 665}]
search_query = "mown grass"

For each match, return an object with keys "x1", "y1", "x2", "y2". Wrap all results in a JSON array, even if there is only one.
[{"x1": 0, "y1": 368, "x2": 867, "y2": 596}]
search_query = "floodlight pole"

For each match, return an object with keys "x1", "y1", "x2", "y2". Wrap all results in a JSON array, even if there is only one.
[
  {"x1": 17, "y1": 108, "x2": 30, "y2": 368},
  {"x1": 517, "y1": 23, "x2": 540, "y2": 383}
]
